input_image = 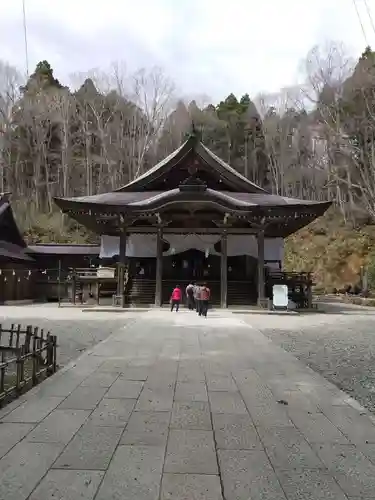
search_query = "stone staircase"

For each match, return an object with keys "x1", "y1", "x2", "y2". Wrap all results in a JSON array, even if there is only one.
[
  {"x1": 127, "y1": 278, "x2": 256, "y2": 307},
  {"x1": 227, "y1": 280, "x2": 257, "y2": 306},
  {"x1": 127, "y1": 278, "x2": 156, "y2": 305}
]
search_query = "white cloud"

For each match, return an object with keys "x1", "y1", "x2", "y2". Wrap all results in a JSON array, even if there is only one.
[{"x1": 0, "y1": 0, "x2": 374, "y2": 102}]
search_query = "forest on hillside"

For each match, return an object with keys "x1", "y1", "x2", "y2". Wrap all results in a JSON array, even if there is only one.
[{"x1": 0, "y1": 41, "x2": 375, "y2": 254}]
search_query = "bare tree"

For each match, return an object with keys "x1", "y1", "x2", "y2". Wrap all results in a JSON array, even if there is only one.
[
  {"x1": 295, "y1": 42, "x2": 360, "y2": 218},
  {"x1": 0, "y1": 61, "x2": 24, "y2": 193},
  {"x1": 129, "y1": 66, "x2": 175, "y2": 176},
  {"x1": 300, "y1": 41, "x2": 354, "y2": 104}
]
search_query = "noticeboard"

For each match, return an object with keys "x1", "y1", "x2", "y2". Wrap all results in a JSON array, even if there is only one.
[{"x1": 272, "y1": 284, "x2": 288, "y2": 308}]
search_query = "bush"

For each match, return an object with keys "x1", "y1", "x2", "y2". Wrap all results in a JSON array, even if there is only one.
[{"x1": 367, "y1": 252, "x2": 375, "y2": 291}]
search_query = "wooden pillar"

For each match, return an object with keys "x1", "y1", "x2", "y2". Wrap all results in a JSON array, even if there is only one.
[
  {"x1": 220, "y1": 231, "x2": 228, "y2": 308},
  {"x1": 117, "y1": 229, "x2": 127, "y2": 307},
  {"x1": 257, "y1": 229, "x2": 265, "y2": 306},
  {"x1": 155, "y1": 226, "x2": 163, "y2": 307},
  {"x1": 307, "y1": 272, "x2": 313, "y2": 309}
]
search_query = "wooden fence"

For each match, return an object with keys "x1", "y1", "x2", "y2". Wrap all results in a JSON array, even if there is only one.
[{"x1": 0, "y1": 324, "x2": 57, "y2": 404}]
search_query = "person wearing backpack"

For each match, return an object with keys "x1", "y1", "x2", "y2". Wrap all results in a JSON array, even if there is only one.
[
  {"x1": 199, "y1": 283, "x2": 210, "y2": 317},
  {"x1": 186, "y1": 282, "x2": 195, "y2": 310},
  {"x1": 194, "y1": 283, "x2": 201, "y2": 314}
]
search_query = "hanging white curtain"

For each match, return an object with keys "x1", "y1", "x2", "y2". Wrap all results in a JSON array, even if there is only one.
[
  {"x1": 99, "y1": 234, "x2": 284, "y2": 260},
  {"x1": 100, "y1": 235, "x2": 119, "y2": 259},
  {"x1": 264, "y1": 237, "x2": 284, "y2": 261},
  {"x1": 225, "y1": 235, "x2": 284, "y2": 260},
  {"x1": 226, "y1": 235, "x2": 257, "y2": 257},
  {"x1": 163, "y1": 234, "x2": 221, "y2": 256},
  {"x1": 99, "y1": 234, "x2": 157, "y2": 258}
]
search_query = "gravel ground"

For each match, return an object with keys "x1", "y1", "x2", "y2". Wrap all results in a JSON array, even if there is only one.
[
  {"x1": 0, "y1": 305, "x2": 139, "y2": 368},
  {"x1": 243, "y1": 302, "x2": 375, "y2": 413}
]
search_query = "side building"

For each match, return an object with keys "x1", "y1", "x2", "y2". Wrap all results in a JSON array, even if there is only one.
[{"x1": 0, "y1": 193, "x2": 100, "y2": 303}]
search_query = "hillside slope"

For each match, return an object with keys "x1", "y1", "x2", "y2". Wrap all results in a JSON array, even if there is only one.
[{"x1": 285, "y1": 210, "x2": 375, "y2": 292}]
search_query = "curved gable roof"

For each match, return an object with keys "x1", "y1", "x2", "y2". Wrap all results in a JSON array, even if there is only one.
[
  {"x1": 115, "y1": 135, "x2": 266, "y2": 194},
  {"x1": 55, "y1": 188, "x2": 331, "y2": 213}
]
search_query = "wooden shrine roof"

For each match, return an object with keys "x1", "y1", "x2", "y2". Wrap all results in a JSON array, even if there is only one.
[
  {"x1": 53, "y1": 131, "x2": 332, "y2": 238},
  {"x1": 26, "y1": 244, "x2": 100, "y2": 256},
  {"x1": 55, "y1": 189, "x2": 329, "y2": 212},
  {"x1": 0, "y1": 240, "x2": 33, "y2": 262},
  {"x1": 116, "y1": 135, "x2": 266, "y2": 194},
  {"x1": 0, "y1": 195, "x2": 26, "y2": 249},
  {"x1": 0, "y1": 195, "x2": 32, "y2": 262},
  {"x1": 54, "y1": 188, "x2": 330, "y2": 238}
]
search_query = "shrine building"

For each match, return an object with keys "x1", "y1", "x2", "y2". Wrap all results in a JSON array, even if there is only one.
[{"x1": 54, "y1": 130, "x2": 330, "y2": 308}]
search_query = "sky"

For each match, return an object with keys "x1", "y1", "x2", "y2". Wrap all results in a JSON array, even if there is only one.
[{"x1": 0, "y1": 0, "x2": 375, "y2": 103}]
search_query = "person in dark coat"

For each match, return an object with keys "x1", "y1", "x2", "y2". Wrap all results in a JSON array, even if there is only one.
[
  {"x1": 199, "y1": 283, "x2": 211, "y2": 317},
  {"x1": 186, "y1": 282, "x2": 195, "y2": 310},
  {"x1": 194, "y1": 283, "x2": 202, "y2": 315}
]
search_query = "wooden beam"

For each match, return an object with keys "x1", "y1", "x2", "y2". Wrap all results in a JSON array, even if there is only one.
[
  {"x1": 155, "y1": 226, "x2": 163, "y2": 307},
  {"x1": 257, "y1": 228, "x2": 265, "y2": 306},
  {"x1": 64, "y1": 203, "x2": 327, "y2": 221},
  {"x1": 220, "y1": 231, "x2": 228, "y2": 308},
  {"x1": 117, "y1": 228, "x2": 127, "y2": 308},
  {"x1": 126, "y1": 227, "x2": 259, "y2": 234}
]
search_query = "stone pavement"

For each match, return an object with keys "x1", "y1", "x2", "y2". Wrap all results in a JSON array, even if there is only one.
[{"x1": 1, "y1": 309, "x2": 375, "y2": 499}]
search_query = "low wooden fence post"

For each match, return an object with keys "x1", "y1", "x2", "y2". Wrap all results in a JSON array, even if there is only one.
[
  {"x1": 32, "y1": 327, "x2": 38, "y2": 385},
  {"x1": 16, "y1": 345, "x2": 23, "y2": 393},
  {"x1": 25, "y1": 325, "x2": 32, "y2": 354},
  {"x1": 0, "y1": 323, "x2": 58, "y2": 405},
  {"x1": 46, "y1": 334, "x2": 54, "y2": 375},
  {"x1": 39, "y1": 329, "x2": 45, "y2": 368},
  {"x1": 0, "y1": 350, "x2": 5, "y2": 395},
  {"x1": 52, "y1": 335, "x2": 57, "y2": 372},
  {"x1": 15, "y1": 324, "x2": 21, "y2": 350}
]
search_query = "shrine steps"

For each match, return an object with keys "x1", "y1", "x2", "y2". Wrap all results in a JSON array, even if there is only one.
[
  {"x1": 227, "y1": 280, "x2": 257, "y2": 306},
  {"x1": 127, "y1": 278, "x2": 156, "y2": 305},
  {"x1": 127, "y1": 278, "x2": 257, "y2": 307}
]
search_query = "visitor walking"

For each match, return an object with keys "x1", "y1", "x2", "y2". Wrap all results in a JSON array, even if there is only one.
[
  {"x1": 170, "y1": 285, "x2": 182, "y2": 312},
  {"x1": 186, "y1": 282, "x2": 195, "y2": 310},
  {"x1": 199, "y1": 283, "x2": 211, "y2": 317},
  {"x1": 194, "y1": 283, "x2": 202, "y2": 315}
]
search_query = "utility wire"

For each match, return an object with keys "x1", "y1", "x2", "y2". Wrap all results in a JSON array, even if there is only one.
[
  {"x1": 353, "y1": 0, "x2": 369, "y2": 45},
  {"x1": 364, "y1": 0, "x2": 375, "y2": 37},
  {"x1": 22, "y1": 0, "x2": 29, "y2": 76}
]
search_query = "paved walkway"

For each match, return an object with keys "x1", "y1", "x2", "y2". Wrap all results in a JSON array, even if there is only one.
[{"x1": 1, "y1": 309, "x2": 375, "y2": 499}]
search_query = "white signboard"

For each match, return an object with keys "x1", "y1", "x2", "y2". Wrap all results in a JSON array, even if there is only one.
[{"x1": 272, "y1": 284, "x2": 288, "y2": 308}]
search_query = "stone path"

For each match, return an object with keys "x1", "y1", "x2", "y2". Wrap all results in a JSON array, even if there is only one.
[{"x1": 1, "y1": 309, "x2": 375, "y2": 499}]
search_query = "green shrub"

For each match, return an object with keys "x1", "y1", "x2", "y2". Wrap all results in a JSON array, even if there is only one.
[{"x1": 367, "y1": 252, "x2": 375, "y2": 291}]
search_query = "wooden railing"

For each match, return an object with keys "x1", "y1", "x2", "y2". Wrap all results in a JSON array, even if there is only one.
[
  {"x1": 0, "y1": 324, "x2": 57, "y2": 404},
  {"x1": 266, "y1": 270, "x2": 314, "y2": 309},
  {"x1": 67, "y1": 267, "x2": 119, "y2": 305},
  {"x1": 267, "y1": 270, "x2": 313, "y2": 284}
]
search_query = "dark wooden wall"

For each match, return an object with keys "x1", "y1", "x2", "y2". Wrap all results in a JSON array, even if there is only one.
[{"x1": 0, "y1": 262, "x2": 35, "y2": 303}]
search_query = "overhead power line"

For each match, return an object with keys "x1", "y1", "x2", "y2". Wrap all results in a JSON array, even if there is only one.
[
  {"x1": 353, "y1": 0, "x2": 369, "y2": 45},
  {"x1": 364, "y1": 0, "x2": 375, "y2": 37},
  {"x1": 22, "y1": 0, "x2": 29, "y2": 76}
]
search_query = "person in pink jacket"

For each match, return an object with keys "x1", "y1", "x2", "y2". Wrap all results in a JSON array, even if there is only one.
[{"x1": 170, "y1": 285, "x2": 182, "y2": 312}]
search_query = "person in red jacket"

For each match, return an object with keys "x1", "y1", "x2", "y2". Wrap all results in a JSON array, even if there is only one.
[{"x1": 170, "y1": 285, "x2": 182, "y2": 312}]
